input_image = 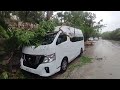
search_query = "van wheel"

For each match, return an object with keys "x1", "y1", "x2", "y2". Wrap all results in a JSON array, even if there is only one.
[
  {"x1": 60, "y1": 58, "x2": 68, "y2": 73},
  {"x1": 80, "y1": 48, "x2": 83, "y2": 56}
]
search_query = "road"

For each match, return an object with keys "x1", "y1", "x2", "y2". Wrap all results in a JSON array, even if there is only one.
[{"x1": 53, "y1": 39, "x2": 120, "y2": 79}]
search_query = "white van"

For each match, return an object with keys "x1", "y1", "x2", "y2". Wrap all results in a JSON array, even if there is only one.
[
  {"x1": 88, "y1": 37, "x2": 94, "y2": 41},
  {"x1": 20, "y1": 26, "x2": 84, "y2": 77},
  {"x1": 94, "y1": 37, "x2": 99, "y2": 41}
]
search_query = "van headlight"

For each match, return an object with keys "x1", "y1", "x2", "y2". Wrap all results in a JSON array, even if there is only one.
[{"x1": 43, "y1": 53, "x2": 56, "y2": 63}]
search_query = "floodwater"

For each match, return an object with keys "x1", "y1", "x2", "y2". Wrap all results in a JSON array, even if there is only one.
[{"x1": 54, "y1": 39, "x2": 120, "y2": 79}]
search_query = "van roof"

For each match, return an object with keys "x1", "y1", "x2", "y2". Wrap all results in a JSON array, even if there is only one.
[{"x1": 54, "y1": 26, "x2": 83, "y2": 37}]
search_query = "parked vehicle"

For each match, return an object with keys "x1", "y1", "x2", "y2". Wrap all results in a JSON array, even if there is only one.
[
  {"x1": 94, "y1": 37, "x2": 99, "y2": 41},
  {"x1": 88, "y1": 37, "x2": 94, "y2": 41},
  {"x1": 20, "y1": 26, "x2": 84, "y2": 77}
]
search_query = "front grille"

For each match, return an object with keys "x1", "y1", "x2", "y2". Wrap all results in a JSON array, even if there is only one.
[{"x1": 23, "y1": 53, "x2": 44, "y2": 69}]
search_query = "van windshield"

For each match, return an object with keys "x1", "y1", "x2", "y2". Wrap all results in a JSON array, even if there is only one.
[{"x1": 41, "y1": 32, "x2": 57, "y2": 45}]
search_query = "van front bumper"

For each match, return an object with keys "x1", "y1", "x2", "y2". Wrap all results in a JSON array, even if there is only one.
[{"x1": 20, "y1": 58, "x2": 60, "y2": 77}]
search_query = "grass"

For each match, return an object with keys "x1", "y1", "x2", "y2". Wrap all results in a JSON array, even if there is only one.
[
  {"x1": 68, "y1": 56, "x2": 92, "y2": 71},
  {"x1": 80, "y1": 56, "x2": 93, "y2": 65},
  {"x1": 64, "y1": 56, "x2": 93, "y2": 78}
]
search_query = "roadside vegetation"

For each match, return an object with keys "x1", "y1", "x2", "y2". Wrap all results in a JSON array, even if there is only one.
[
  {"x1": 102, "y1": 28, "x2": 120, "y2": 40},
  {"x1": 0, "y1": 11, "x2": 104, "y2": 79}
]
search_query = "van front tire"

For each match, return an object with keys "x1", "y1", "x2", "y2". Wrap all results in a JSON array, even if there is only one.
[{"x1": 60, "y1": 58, "x2": 68, "y2": 73}]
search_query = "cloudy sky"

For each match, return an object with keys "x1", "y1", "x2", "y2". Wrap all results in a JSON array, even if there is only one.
[{"x1": 89, "y1": 11, "x2": 120, "y2": 33}]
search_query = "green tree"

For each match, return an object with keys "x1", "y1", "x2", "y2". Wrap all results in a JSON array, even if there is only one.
[
  {"x1": 12, "y1": 11, "x2": 44, "y2": 24},
  {"x1": 46, "y1": 11, "x2": 53, "y2": 20},
  {"x1": 57, "y1": 12, "x2": 64, "y2": 24},
  {"x1": 102, "y1": 28, "x2": 120, "y2": 40},
  {"x1": 0, "y1": 11, "x2": 11, "y2": 29}
]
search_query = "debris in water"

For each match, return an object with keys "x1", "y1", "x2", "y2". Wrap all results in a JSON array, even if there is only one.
[
  {"x1": 109, "y1": 73, "x2": 112, "y2": 75},
  {"x1": 96, "y1": 58, "x2": 103, "y2": 60}
]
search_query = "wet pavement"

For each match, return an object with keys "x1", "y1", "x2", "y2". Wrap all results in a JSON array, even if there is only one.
[{"x1": 53, "y1": 39, "x2": 120, "y2": 79}]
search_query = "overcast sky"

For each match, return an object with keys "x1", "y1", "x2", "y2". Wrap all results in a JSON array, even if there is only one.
[{"x1": 89, "y1": 11, "x2": 120, "y2": 33}]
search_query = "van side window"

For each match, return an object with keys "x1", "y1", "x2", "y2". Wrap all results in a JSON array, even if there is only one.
[
  {"x1": 70, "y1": 37, "x2": 83, "y2": 42},
  {"x1": 79, "y1": 37, "x2": 83, "y2": 41},
  {"x1": 70, "y1": 37, "x2": 77, "y2": 42},
  {"x1": 56, "y1": 33, "x2": 67, "y2": 45}
]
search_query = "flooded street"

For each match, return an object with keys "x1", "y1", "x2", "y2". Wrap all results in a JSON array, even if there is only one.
[
  {"x1": 54, "y1": 39, "x2": 120, "y2": 79},
  {"x1": 80, "y1": 39, "x2": 120, "y2": 79}
]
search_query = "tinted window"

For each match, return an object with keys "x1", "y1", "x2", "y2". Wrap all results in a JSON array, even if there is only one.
[
  {"x1": 56, "y1": 33, "x2": 67, "y2": 45},
  {"x1": 41, "y1": 33, "x2": 57, "y2": 45},
  {"x1": 79, "y1": 37, "x2": 83, "y2": 41},
  {"x1": 70, "y1": 37, "x2": 83, "y2": 42}
]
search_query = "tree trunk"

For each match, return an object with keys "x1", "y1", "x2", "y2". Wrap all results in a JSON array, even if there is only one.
[
  {"x1": 84, "y1": 31, "x2": 90, "y2": 42},
  {"x1": 6, "y1": 52, "x2": 14, "y2": 72},
  {"x1": 46, "y1": 11, "x2": 53, "y2": 20}
]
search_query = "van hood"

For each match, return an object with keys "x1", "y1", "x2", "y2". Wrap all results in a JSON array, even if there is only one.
[{"x1": 22, "y1": 44, "x2": 55, "y2": 55}]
